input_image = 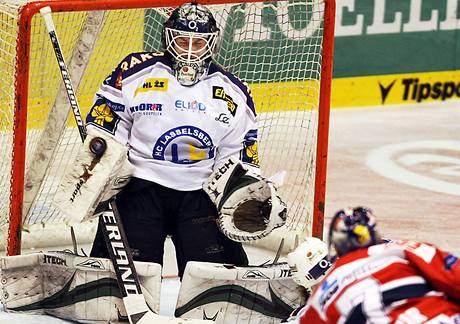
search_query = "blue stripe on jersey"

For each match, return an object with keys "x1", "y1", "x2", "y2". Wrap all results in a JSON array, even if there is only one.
[
  {"x1": 345, "y1": 304, "x2": 366, "y2": 324},
  {"x1": 208, "y1": 62, "x2": 256, "y2": 116},
  {"x1": 382, "y1": 283, "x2": 432, "y2": 306},
  {"x1": 343, "y1": 283, "x2": 432, "y2": 323},
  {"x1": 103, "y1": 52, "x2": 174, "y2": 89},
  {"x1": 120, "y1": 52, "x2": 174, "y2": 80}
]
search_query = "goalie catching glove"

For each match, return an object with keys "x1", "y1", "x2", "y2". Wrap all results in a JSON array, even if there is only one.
[{"x1": 203, "y1": 157, "x2": 287, "y2": 242}]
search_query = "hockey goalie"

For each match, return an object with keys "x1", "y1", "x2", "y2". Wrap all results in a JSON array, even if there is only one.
[
  {"x1": 53, "y1": 0, "x2": 288, "y2": 280},
  {"x1": 3, "y1": 2, "x2": 294, "y2": 323}
]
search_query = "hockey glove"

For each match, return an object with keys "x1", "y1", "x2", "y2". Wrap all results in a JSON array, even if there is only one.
[
  {"x1": 203, "y1": 157, "x2": 287, "y2": 242},
  {"x1": 53, "y1": 127, "x2": 132, "y2": 222}
]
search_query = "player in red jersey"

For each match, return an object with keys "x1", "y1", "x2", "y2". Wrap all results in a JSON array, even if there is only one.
[{"x1": 285, "y1": 207, "x2": 460, "y2": 324}]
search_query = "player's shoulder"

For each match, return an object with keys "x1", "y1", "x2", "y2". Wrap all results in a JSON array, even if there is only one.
[
  {"x1": 208, "y1": 62, "x2": 255, "y2": 115},
  {"x1": 208, "y1": 62, "x2": 251, "y2": 95},
  {"x1": 103, "y1": 52, "x2": 172, "y2": 90},
  {"x1": 118, "y1": 51, "x2": 172, "y2": 78},
  {"x1": 366, "y1": 239, "x2": 437, "y2": 259}
]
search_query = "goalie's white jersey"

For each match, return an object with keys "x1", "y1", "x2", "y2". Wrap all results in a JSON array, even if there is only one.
[{"x1": 86, "y1": 52, "x2": 258, "y2": 190}]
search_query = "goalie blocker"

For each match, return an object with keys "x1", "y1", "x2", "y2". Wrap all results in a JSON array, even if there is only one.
[
  {"x1": 203, "y1": 157, "x2": 287, "y2": 242},
  {"x1": 53, "y1": 127, "x2": 133, "y2": 223}
]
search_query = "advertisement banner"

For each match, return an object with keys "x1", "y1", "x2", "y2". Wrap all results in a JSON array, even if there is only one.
[{"x1": 332, "y1": 70, "x2": 460, "y2": 107}]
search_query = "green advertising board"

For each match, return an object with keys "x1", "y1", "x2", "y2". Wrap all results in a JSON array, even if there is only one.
[
  {"x1": 145, "y1": 3, "x2": 323, "y2": 83},
  {"x1": 333, "y1": 0, "x2": 460, "y2": 107},
  {"x1": 334, "y1": 0, "x2": 460, "y2": 77}
]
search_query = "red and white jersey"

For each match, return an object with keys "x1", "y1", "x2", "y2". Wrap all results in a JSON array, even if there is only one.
[
  {"x1": 290, "y1": 240, "x2": 460, "y2": 324},
  {"x1": 86, "y1": 52, "x2": 258, "y2": 190}
]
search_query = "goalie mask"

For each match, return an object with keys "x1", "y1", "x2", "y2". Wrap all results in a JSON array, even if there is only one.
[{"x1": 163, "y1": 3, "x2": 219, "y2": 86}]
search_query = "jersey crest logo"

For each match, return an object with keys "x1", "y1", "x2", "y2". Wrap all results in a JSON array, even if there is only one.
[
  {"x1": 243, "y1": 142, "x2": 259, "y2": 166},
  {"x1": 241, "y1": 129, "x2": 259, "y2": 166},
  {"x1": 152, "y1": 126, "x2": 215, "y2": 165},
  {"x1": 90, "y1": 103, "x2": 114, "y2": 126},
  {"x1": 213, "y1": 86, "x2": 238, "y2": 116},
  {"x1": 86, "y1": 101, "x2": 121, "y2": 134},
  {"x1": 134, "y1": 78, "x2": 169, "y2": 96}
]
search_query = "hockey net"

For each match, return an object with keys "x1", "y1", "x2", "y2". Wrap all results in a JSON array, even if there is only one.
[{"x1": 0, "y1": 0, "x2": 334, "y2": 255}]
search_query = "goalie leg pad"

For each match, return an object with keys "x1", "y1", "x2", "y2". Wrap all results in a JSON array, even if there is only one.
[
  {"x1": 53, "y1": 127, "x2": 133, "y2": 223},
  {"x1": 175, "y1": 261, "x2": 306, "y2": 323},
  {"x1": 203, "y1": 157, "x2": 287, "y2": 242},
  {"x1": 0, "y1": 252, "x2": 161, "y2": 323}
]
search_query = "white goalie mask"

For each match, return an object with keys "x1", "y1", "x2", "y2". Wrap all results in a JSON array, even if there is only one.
[
  {"x1": 287, "y1": 237, "x2": 333, "y2": 291},
  {"x1": 163, "y1": 3, "x2": 219, "y2": 86}
]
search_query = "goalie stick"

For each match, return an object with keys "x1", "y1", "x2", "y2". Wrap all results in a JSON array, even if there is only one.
[
  {"x1": 40, "y1": 6, "x2": 86, "y2": 142},
  {"x1": 40, "y1": 6, "x2": 212, "y2": 324}
]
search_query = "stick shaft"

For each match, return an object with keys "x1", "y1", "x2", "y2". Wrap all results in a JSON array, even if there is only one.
[
  {"x1": 40, "y1": 6, "x2": 87, "y2": 142},
  {"x1": 100, "y1": 201, "x2": 152, "y2": 323},
  {"x1": 39, "y1": 8, "x2": 146, "y2": 323}
]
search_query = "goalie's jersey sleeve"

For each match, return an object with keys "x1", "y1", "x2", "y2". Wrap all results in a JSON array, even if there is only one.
[
  {"x1": 293, "y1": 240, "x2": 460, "y2": 323},
  {"x1": 86, "y1": 52, "x2": 258, "y2": 190}
]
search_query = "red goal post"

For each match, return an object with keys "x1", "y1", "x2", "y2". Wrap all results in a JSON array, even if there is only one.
[{"x1": 1, "y1": 0, "x2": 335, "y2": 255}]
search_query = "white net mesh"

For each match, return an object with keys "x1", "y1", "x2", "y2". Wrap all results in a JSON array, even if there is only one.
[{"x1": 0, "y1": 0, "x2": 328, "y2": 253}]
